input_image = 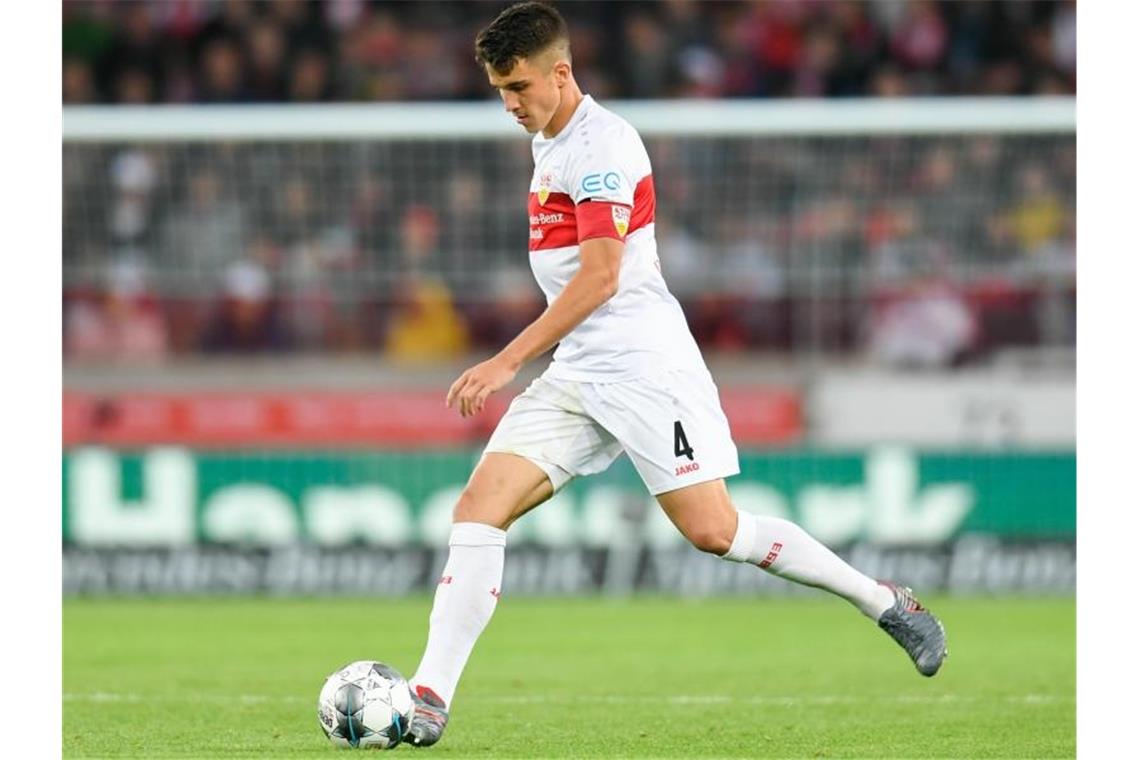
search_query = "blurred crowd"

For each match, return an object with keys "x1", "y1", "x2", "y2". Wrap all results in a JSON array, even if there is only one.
[
  {"x1": 63, "y1": 0, "x2": 1076, "y2": 104},
  {"x1": 63, "y1": 129, "x2": 1075, "y2": 367}
]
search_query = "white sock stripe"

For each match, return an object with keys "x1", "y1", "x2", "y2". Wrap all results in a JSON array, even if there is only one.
[{"x1": 449, "y1": 521, "x2": 507, "y2": 547}]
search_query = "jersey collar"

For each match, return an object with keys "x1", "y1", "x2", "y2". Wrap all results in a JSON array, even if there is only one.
[{"x1": 536, "y1": 94, "x2": 594, "y2": 144}]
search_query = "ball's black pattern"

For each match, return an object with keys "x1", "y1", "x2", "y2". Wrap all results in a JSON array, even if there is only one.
[
  {"x1": 371, "y1": 663, "x2": 404, "y2": 682},
  {"x1": 384, "y1": 711, "x2": 410, "y2": 745},
  {"x1": 333, "y1": 682, "x2": 368, "y2": 747}
]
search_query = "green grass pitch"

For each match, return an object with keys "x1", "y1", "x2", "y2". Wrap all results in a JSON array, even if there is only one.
[{"x1": 64, "y1": 596, "x2": 1074, "y2": 758}]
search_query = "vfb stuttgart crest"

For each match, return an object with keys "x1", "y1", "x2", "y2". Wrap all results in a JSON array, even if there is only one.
[
  {"x1": 611, "y1": 205, "x2": 630, "y2": 237},
  {"x1": 538, "y1": 172, "x2": 553, "y2": 205}
]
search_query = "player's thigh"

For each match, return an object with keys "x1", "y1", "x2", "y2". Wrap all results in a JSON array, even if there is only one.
[
  {"x1": 484, "y1": 375, "x2": 623, "y2": 496},
  {"x1": 655, "y1": 477, "x2": 738, "y2": 556},
  {"x1": 455, "y1": 452, "x2": 553, "y2": 530}
]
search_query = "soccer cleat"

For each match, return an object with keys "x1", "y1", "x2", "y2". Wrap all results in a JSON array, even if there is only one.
[
  {"x1": 876, "y1": 581, "x2": 948, "y2": 677},
  {"x1": 407, "y1": 685, "x2": 450, "y2": 748}
]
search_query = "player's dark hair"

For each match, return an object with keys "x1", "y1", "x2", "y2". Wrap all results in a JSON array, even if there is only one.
[{"x1": 475, "y1": 2, "x2": 570, "y2": 74}]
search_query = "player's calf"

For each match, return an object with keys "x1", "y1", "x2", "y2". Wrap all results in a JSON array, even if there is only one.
[{"x1": 679, "y1": 522, "x2": 736, "y2": 556}]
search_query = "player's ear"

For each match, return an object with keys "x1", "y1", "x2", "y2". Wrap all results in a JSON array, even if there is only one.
[{"x1": 552, "y1": 59, "x2": 571, "y2": 87}]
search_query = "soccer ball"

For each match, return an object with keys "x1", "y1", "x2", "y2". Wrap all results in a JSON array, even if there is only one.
[{"x1": 317, "y1": 660, "x2": 415, "y2": 749}]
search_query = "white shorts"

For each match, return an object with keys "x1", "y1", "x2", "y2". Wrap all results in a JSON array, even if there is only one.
[{"x1": 484, "y1": 365, "x2": 740, "y2": 495}]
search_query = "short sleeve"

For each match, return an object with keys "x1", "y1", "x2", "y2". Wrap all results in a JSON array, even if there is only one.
[{"x1": 566, "y1": 124, "x2": 636, "y2": 207}]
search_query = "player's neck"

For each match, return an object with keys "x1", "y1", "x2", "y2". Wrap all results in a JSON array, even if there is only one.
[{"x1": 541, "y1": 85, "x2": 585, "y2": 139}]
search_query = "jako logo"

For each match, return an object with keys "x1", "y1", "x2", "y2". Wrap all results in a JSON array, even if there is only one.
[{"x1": 582, "y1": 172, "x2": 621, "y2": 194}]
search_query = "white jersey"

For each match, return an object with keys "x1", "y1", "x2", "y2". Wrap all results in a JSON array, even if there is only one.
[{"x1": 527, "y1": 94, "x2": 705, "y2": 382}]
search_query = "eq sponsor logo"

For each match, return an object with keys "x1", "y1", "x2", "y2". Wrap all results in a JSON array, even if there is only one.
[{"x1": 581, "y1": 171, "x2": 621, "y2": 195}]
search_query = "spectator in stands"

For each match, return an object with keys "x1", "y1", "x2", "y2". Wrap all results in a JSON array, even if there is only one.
[
  {"x1": 440, "y1": 171, "x2": 488, "y2": 276},
  {"x1": 244, "y1": 19, "x2": 289, "y2": 102},
  {"x1": 60, "y1": 2, "x2": 1076, "y2": 361},
  {"x1": 869, "y1": 63, "x2": 910, "y2": 96},
  {"x1": 400, "y1": 27, "x2": 463, "y2": 100},
  {"x1": 201, "y1": 259, "x2": 290, "y2": 353},
  {"x1": 112, "y1": 66, "x2": 155, "y2": 104},
  {"x1": 1051, "y1": 0, "x2": 1076, "y2": 78},
  {"x1": 197, "y1": 0, "x2": 257, "y2": 47},
  {"x1": 63, "y1": 57, "x2": 98, "y2": 103},
  {"x1": 868, "y1": 269, "x2": 977, "y2": 369},
  {"x1": 62, "y1": 0, "x2": 115, "y2": 70},
  {"x1": 622, "y1": 12, "x2": 674, "y2": 98},
  {"x1": 1007, "y1": 163, "x2": 1065, "y2": 253},
  {"x1": 712, "y1": 214, "x2": 786, "y2": 300},
  {"x1": 394, "y1": 204, "x2": 442, "y2": 279},
  {"x1": 790, "y1": 22, "x2": 844, "y2": 97},
  {"x1": 198, "y1": 37, "x2": 246, "y2": 102},
  {"x1": 159, "y1": 167, "x2": 248, "y2": 274},
  {"x1": 99, "y1": 1, "x2": 163, "y2": 102},
  {"x1": 107, "y1": 150, "x2": 158, "y2": 257},
  {"x1": 382, "y1": 204, "x2": 471, "y2": 361},
  {"x1": 65, "y1": 259, "x2": 169, "y2": 363},
  {"x1": 826, "y1": 1, "x2": 881, "y2": 94},
  {"x1": 348, "y1": 174, "x2": 398, "y2": 264},
  {"x1": 61, "y1": 0, "x2": 1077, "y2": 103},
  {"x1": 341, "y1": 8, "x2": 404, "y2": 99},
  {"x1": 289, "y1": 47, "x2": 335, "y2": 102},
  {"x1": 384, "y1": 279, "x2": 471, "y2": 363},
  {"x1": 890, "y1": 0, "x2": 949, "y2": 74}
]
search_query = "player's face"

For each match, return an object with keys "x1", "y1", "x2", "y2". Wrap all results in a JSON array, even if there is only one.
[{"x1": 486, "y1": 54, "x2": 567, "y2": 135}]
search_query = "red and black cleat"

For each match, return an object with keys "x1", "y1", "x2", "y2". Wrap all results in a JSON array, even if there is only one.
[{"x1": 407, "y1": 685, "x2": 450, "y2": 748}]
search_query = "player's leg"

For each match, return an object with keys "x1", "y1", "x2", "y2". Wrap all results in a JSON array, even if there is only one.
[
  {"x1": 656, "y1": 477, "x2": 947, "y2": 676},
  {"x1": 408, "y1": 376, "x2": 622, "y2": 746},
  {"x1": 407, "y1": 452, "x2": 552, "y2": 747},
  {"x1": 656, "y1": 477, "x2": 894, "y2": 616},
  {"x1": 586, "y1": 368, "x2": 946, "y2": 677}
]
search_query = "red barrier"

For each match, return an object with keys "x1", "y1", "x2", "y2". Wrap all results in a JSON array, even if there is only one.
[{"x1": 63, "y1": 388, "x2": 800, "y2": 448}]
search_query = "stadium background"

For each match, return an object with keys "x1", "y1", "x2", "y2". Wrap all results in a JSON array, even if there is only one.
[
  {"x1": 59, "y1": 2, "x2": 1078, "y2": 757},
  {"x1": 62, "y1": 0, "x2": 1075, "y2": 598}
]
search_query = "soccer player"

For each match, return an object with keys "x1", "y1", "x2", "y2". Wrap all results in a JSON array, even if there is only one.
[{"x1": 406, "y1": 2, "x2": 947, "y2": 747}]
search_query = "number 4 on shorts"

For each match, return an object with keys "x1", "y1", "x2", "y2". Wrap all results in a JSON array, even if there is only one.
[{"x1": 674, "y1": 420, "x2": 694, "y2": 461}]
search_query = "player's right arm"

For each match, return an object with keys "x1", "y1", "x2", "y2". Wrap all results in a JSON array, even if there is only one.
[
  {"x1": 498, "y1": 235, "x2": 622, "y2": 368},
  {"x1": 448, "y1": 121, "x2": 637, "y2": 418}
]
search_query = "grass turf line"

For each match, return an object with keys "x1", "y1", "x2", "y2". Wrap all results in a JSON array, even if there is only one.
[{"x1": 64, "y1": 596, "x2": 1074, "y2": 758}]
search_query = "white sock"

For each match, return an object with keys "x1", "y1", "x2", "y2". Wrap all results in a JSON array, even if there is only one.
[
  {"x1": 722, "y1": 511, "x2": 894, "y2": 619},
  {"x1": 411, "y1": 522, "x2": 506, "y2": 707}
]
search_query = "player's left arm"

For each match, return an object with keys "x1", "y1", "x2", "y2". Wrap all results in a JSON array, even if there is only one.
[{"x1": 446, "y1": 235, "x2": 623, "y2": 417}]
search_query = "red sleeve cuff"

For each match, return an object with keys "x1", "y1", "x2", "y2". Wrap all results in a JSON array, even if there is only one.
[{"x1": 576, "y1": 200, "x2": 632, "y2": 243}]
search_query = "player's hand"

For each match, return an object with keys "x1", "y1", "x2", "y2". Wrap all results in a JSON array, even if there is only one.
[{"x1": 446, "y1": 354, "x2": 519, "y2": 418}]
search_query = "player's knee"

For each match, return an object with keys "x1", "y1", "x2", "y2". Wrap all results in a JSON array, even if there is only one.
[
  {"x1": 452, "y1": 487, "x2": 490, "y2": 524},
  {"x1": 452, "y1": 485, "x2": 510, "y2": 530},
  {"x1": 685, "y1": 522, "x2": 735, "y2": 556}
]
